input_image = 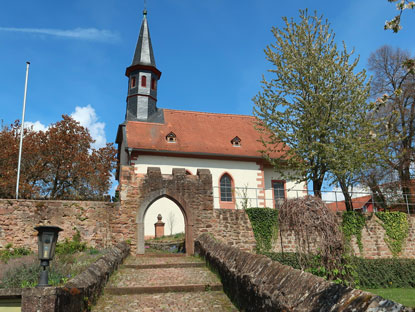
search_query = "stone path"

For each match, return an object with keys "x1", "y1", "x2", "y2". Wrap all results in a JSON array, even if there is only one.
[{"x1": 92, "y1": 253, "x2": 238, "y2": 312}]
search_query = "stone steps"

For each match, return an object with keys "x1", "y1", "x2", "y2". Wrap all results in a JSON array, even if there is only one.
[
  {"x1": 105, "y1": 283, "x2": 223, "y2": 295},
  {"x1": 121, "y1": 262, "x2": 205, "y2": 269},
  {"x1": 92, "y1": 253, "x2": 238, "y2": 311}
]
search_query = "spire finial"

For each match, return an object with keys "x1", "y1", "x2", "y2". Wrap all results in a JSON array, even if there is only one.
[{"x1": 143, "y1": 0, "x2": 147, "y2": 15}]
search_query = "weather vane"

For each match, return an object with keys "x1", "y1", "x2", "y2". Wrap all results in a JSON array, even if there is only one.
[{"x1": 143, "y1": 0, "x2": 147, "y2": 14}]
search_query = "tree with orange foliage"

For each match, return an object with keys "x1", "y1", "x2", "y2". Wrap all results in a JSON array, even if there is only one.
[{"x1": 0, "y1": 115, "x2": 116, "y2": 200}]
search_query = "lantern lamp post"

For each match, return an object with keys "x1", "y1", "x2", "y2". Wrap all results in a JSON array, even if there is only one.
[{"x1": 34, "y1": 226, "x2": 63, "y2": 287}]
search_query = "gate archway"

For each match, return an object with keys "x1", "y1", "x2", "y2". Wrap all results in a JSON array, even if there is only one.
[
  {"x1": 136, "y1": 191, "x2": 194, "y2": 255},
  {"x1": 118, "y1": 166, "x2": 214, "y2": 256}
]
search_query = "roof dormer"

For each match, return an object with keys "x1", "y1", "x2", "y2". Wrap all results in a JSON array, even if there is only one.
[
  {"x1": 166, "y1": 131, "x2": 177, "y2": 143},
  {"x1": 231, "y1": 136, "x2": 241, "y2": 147}
]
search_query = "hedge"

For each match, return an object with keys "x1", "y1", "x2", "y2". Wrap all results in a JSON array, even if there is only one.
[{"x1": 262, "y1": 252, "x2": 415, "y2": 288}]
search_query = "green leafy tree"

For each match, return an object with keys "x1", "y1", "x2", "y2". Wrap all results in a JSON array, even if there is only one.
[{"x1": 254, "y1": 10, "x2": 375, "y2": 205}]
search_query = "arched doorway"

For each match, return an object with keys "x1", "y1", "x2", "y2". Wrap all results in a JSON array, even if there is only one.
[
  {"x1": 136, "y1": 191, "x2": 194, "y2": 255},
  {"x1": 144, "y1": 197, "x2": 185, "y2": 240}
]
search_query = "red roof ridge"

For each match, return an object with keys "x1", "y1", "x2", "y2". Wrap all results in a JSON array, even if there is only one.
[{"x1": 163, "y1": 108, "x2": 256, "y2": 119}]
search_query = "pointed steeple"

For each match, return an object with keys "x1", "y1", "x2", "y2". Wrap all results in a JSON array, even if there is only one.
[
  {"x1": 125, "y1": 10, "x2": 162, "y2": 122},
  {"x1": 132, "y1": 10, "x2": 156, "y2": 67}
]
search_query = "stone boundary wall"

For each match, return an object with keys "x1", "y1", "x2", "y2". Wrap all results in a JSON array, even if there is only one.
[
  {"x1": 0, "y1": 241, "x2": 130, "y2": 312},
  {"x1": 1, "y1": 195, "x2": 415, "y2": 259},
  {"x1": 272, "y1": 213, "x2": 415, "y2": 259},
  {"x1": 0, "y1": 197, "x2": 256, "y2": 254},
  {"x1": 195, "y1": 234, "x2": 414, "y2": 312},
  {"x1": 0, "y1": 199, "x2": 115, "y2": 250},
  {"x1": 211, "y1": 209, "x2": 256, "y2": 253}
]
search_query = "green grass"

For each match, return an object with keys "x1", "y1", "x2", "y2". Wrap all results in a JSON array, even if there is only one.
[
  {"x1": 146, "y1": 232, "x2": 185, "y2": 242},
  {"x1": 364, "y1": 288, "x2": 415, "y2": 308}
]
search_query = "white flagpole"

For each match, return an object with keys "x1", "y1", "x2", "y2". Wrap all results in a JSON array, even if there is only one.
[{"x1": 16, "y1": 61, "x2": 30, "y2": 200}]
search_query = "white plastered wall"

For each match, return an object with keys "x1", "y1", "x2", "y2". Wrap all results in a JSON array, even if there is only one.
[
  {"x1": 132, "y1": 155, "x2": 262, "y2": 210},
  {"x1": 133, "y1": 156, "x2": 306, "y2": 223},
  {"x1": 263, "y1": 167, "x2": 308, "y2": 208}
]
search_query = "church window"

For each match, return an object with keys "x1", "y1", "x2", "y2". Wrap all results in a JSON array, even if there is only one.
[
  {"x1": 151, "y1": 78, "x2": 156, "y2": 90},
  {"x1": 231, "y1": 136, "x2": 241, "y2": 147},
  {"x1": 220, "y1": 173, "x2": 233, "y2": 202},
  {"x1": 272, "y1": 180, "x2": 285, "y2": 209},
  {"x1": 130, "y1": 76, "x2": 136, "y2": 88},
  {"x1": 166, "y1": 131, "x2": 177, "y2": 143},
  {"x1": 141, "y1": 75, "x2": 147, "y2": 87}
]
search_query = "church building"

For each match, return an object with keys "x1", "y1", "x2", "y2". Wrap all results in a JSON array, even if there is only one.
[{"x1": 116, "y1": 11, "x2": 306, "y2": 233}]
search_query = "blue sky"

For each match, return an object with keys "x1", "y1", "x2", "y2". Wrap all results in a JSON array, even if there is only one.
[{"x1": 0, "y1": 0, "x2": 414, "y2": 195}]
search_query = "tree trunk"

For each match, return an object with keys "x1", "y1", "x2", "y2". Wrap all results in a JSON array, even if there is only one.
[
  {"x1": 369, "y1": 184, "x2": 388, "y2": 211},
  {"x1": 312, "y1": 174, "x2": 325, "y2": 198},
  {"x1": 399, "y1": 166, "x2": 414, "y2": 210},
  {"x1": 338, "y1": 179, "x2": 353, "y2": 212}
]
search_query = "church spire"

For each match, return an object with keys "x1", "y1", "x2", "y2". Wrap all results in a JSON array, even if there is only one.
[
  {"x1": 131, "y1": 10, "x2": 156, "y2": 67},
  {"x1": 125, "y1": 10, "x2": 162, "y2": 122}
]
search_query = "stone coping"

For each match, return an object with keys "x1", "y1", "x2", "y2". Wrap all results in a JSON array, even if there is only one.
[
  {"x1": 0, "y1": 198, "x2": 113, "y2": 204},
  {"x1": 195, "y1": 234, "x2": 414, "y2": 312}
]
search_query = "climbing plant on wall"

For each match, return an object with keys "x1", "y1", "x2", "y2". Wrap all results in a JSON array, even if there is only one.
[
  {"x1": 341, "y1": 212, "x2": 366, "y2": 253},
  {"x1": 375, "y1": 212, "x2": 409, "y2": 257},
  {"x1": 245, "y1": 208, "x2": 278, "y2": 252}
]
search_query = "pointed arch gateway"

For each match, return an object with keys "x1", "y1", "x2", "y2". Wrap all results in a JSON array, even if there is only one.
[
  {"x1": 136, "y1": 189, "x2": 194, "y2": 255},
  {"x1": 118, "y1": 166, "x2": 213, "y2": 256}
]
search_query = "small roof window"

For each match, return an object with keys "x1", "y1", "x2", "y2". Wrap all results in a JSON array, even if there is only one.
[
  {"x1": 166, "y1": 131, "x2": 177, "y2": 143},
  {"x1": 231, "y1": 136, "x2": 241, "y2": 147}
]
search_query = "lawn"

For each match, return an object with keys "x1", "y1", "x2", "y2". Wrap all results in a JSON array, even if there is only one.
[
  {"x1": 146, "y1": 232, "x2": 185, "y2": 242},
  {"x1": 364, "y1": 288, "x2": 415, "y2": 308}
]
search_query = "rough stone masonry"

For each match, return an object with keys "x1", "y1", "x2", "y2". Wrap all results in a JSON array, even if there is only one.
[{"x1": 0, "y1": 166, "x2": 256, "y2": 254}]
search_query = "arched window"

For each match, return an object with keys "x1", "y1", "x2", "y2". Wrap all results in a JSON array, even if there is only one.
[
  {"x1": 141, "y1": 75, "x2": 147, "y2": 87},
  {"x1": 130, "y1": 76, "x2": 136, "y2": 88},
  {"x1": 151, "y1": 78, "x2": 156, "y2": 90},
  {"x1": 220, "y1": 173, "x2": 233, "y2": 202}
]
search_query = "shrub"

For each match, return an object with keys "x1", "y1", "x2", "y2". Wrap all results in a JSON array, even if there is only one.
[
  {"x1": 352, "y1": 257, "x2": 415, "y2": 288},
  {"x1": 261, "y1": 251, "x2": 301, "y2": 269},
  {"x1": 0, "y1": 260, "x2": 69, "y2": 288},
  {"x1": 0, "y1": 244, "x2": 32, "y2": 263},
  {"x1": 55, "y1": 230, "x2": 87, "y2": 255},
  {"x1": 261, "y1": 251, "x2": 359, "y2": 286},
  {"x1": 262, "y1": 251, "x2": 415, "y2": 288}
]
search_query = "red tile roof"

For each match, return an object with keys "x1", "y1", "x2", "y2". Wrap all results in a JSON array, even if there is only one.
[
  {"x1": 125, "y1": 109, "x2": 286, "y2": 159},
  {"x1": 326, "y1": 195, "x2": 372, "y2": 211}
]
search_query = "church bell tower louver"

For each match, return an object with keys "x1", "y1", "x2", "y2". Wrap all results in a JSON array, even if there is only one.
[{"x1": 125, "y1": 10, "x2": 162, "y2": 121}]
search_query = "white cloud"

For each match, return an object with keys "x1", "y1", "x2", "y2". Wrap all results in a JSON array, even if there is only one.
[
  {"x1": 71, "y1": 105, "x2": 106, "y2": 149},
  {"x1": 25, "y1": 121, "x2": 48, "y2": 132},
  {"x1": 0, "y1": 27, "x2": 119, "y2": 42}
]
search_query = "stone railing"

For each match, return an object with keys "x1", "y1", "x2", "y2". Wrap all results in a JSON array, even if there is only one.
[
  {"x1": 0, "y1": 241, "x2": 130, "y2": 312},
  {"x1": 195, "y1": 234, "x2": 414, "y2": 312}
]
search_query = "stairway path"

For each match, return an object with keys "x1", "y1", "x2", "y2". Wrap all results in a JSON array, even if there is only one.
[{"x1": 92, "y1": 253, "x2": 238, "y2": 312}]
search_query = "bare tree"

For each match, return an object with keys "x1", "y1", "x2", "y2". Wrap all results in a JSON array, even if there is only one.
[
  {"x1": 368, "y1": 45, "x2": 415, "y2": 204},
  {"x1": 167, "y1": 211, "x2": 175, "y2": 236}
]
